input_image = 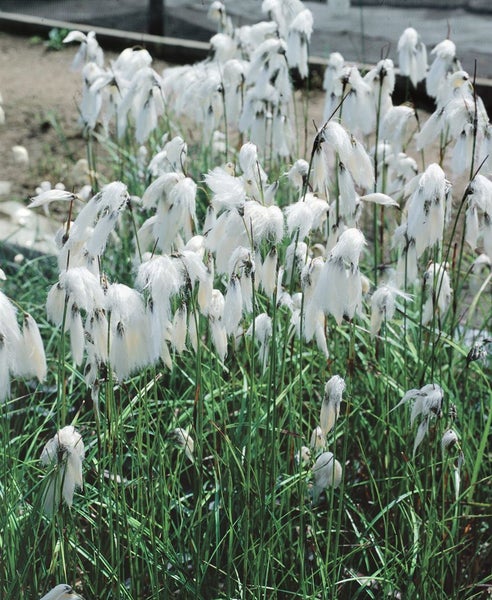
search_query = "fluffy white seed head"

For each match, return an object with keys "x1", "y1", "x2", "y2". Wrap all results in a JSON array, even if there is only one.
[
  {"x1": 310, "y1": 425, "x2": 326, "y2": 451},
  {"x1": 398, "y1": 27, "x2": 427, "y2": 87},
  {"x1": 171, "y1": 428, "x2": 195, "y2": 462},
  {"x1": 312, "y1": 451, "x2": 342, "y2": 503},
  {"x1": 39, "y1": 583, "x2": 83, "y2": 600},
  {"x1": 40, "y1": 425, "x2": 85, "y2": 513},
  {"x1": 16, "y1": 313, "x2": 47, "y2": 381},
  {"x1": 441, "y1": 429, "x2": 459, "y2": 453},
  {"x1": 422, "y1": 262, "x2": 452, "y2": 325}
]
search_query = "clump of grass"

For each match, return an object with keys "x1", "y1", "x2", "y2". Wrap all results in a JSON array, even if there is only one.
[{"x1": 1, "y1": 3, "x2": 491, "y2": 599}]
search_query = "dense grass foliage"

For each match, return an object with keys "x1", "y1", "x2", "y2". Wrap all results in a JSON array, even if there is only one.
[{"x1": 1, "y1": 3, "x2": 491, "y2": 599}]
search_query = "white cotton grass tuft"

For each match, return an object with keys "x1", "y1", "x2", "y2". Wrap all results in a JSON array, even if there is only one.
[
  {"x1": 171, "y1": 428, "x2": 195, "y2": 463},
  {"x1": 397, "y1": 27, "x2": 427, "y2": 88},
  {"x1": 223, "y1": 275, "x2": 243, "y2": 336},
  {"x1": 287, "y1": 159, "x2": 309, "y2": 192},
  {"x1": 136, "y1": 254, "x2": 182, "y2": 327},
  {"x1": 16, "y1": 313, "x2": 47, "y2": 381},
  {"x1": 286, "y1": 8, "x2": 313, "y2": 79},
  {"x1": 0, "y1": 292, "x2": 47, "y2": 401},
  {"x1": 285, "y1": 193, "x2": 329, "y2": 241},
  {"x1": 464, "y1": 175, "x2": 492, "y2": 257},
  {"x1": 314, "y1": 228, "x2": 366, "y2": 325},
  {"x1": 67, "y1": 181, "x2": 130, "y2": 261},
  {"x1": 208, "y1": 289, "x2": 228, "y2": 362},
  {"x1": 63, "y1": 29, "x2": 104, "y2": 70},
  {"x1": 370, "y1": 284, "x2": 411, "y2": 337},
  {"x1": 105, "y1": 283, "x2": 156, "y2": 380},
  {"x1": 380, "y1": 105, "x2": 417, "y2": 155},
  {"x1": 246, "y1": 313, "x2": 272, "y2": 371},
  {"x1": 260, "y1": 247, "x2": 278, "y2": 298},
  {"x1": 422, "y1": 262, "x2": 452, "y2": 326},
  {"x1": 28, "y1": 188, "x2": 78, "y2": 210},
  {"x1": 205, "y1": 166, "x2": 246, "y2": 213},
  {"x1": 311, "y1": 451, "x2": 342, "y2": 504},
  {"x1": 393, "y1": 383, "x2": 444, "y2": 457},
  {"x1": 310, "y1": 425, "x2": 327, "y2": 451},
  {"x1": 426, "y1": 39, "x2": 460, "y2": 99},
  {"x1": 40, "y1": 425, "x2": 85, "y2": 514},
  {"x1": 394, "y1": 164, "x2": 451, "y2": 284},
  {"x1": 39, "y1": 583, "x2": 84, "y2": 600},
  {"x1": 171, "y1": 304, "x2": 188, "y2": 355},
  {"x1": 320, "y1": 375, "x2": 346, "y2": 435},
  {"x1": 296, "y1": 445, "x2": 312, "y2": 467},
  {"x1": 441, "y1": 428, "x2": 464, "y2": 500},
  {"x1": 441, "y1": 429, "x2": 459, "y2": 453},
  {"x1": 0, "y1": 293, "x2": 21, "y2": 401}
]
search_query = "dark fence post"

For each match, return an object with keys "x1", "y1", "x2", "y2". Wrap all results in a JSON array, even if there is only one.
[{"x1": 148, "y1": 0, "x2": 164, "y2": 36}]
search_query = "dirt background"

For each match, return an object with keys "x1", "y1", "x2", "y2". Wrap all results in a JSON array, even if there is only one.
[
  {"x1": 0, "y1": 31, "x2": 84, "y2": 199},
  {"x1": 0, "y1": 30, "x2": 325, "y2": 202},
  {"x1": 0, "y1": 31, "x2": 170, "y2": 201}
]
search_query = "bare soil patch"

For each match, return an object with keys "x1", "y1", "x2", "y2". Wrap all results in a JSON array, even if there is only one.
[
  {"x1": 0, "y1": 32, "x2": 85, "y2": 199},
  {"x1": 0, "y1": 32, "x2": 171, "y2": 202},
  {"x1": 0, "y1": 30, "x2": 325, "y2": 198}
]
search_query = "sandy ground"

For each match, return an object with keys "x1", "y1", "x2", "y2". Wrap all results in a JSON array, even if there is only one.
[
  {"x1": 0, "y1": 31, "x2": 85, "y2": 199},
  {"x1": 0, "y1": 31, "x2": 171, "y2": 201},
  {"x1": 0, "y1": 30, "x2": 325, "y2": 198}
]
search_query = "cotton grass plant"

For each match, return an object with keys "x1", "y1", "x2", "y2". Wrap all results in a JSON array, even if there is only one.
[{"x1": 1, "y1": 1, "x2": 491, "y2": 598}]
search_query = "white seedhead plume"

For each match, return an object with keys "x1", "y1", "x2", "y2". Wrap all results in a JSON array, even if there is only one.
[
  {"x1": 118, "y1": 66, "x2": 165, "y2": 142},
  {"x1": 397, "y1": 27, "x2": 427, "y2": 88},
  {"x1": 441, "y1": 427, "x2": 465, "y2": 499},
  {"x1": 16, "y1": 313, "x2": 47, "y2": 382},
  {"x1": 171, "y1": 303, "x2": 188, "y2": 354},
  {"x1": 67, "y1": 181, "x2": 130, "y2": 261},
  {"x1": 28, "y1": 188, "x2": 78, "y2": 210},
  {"x1": 370, "y1": 284, "x2": 402, "y2": 337},
  {"x1": 422, "y1": 262, "x2": 452, "y2": 326},
  {"x1": 63, "y1": 30, "x2": 104, "y2": 70},
  {"x1": 310, "y1": 425, "x2": 327, "y2": 451},
  {"x1": 287, "y1": 159, "x2": 309, "y2": 192},
  {"x1": 320, "y1": 375, "x2": 346, "y2": 435},
  {"x1": 205, "y1": 166, "x2": 247, "y2": 213},
  {"x1": 0, "y1": 291, "x2": 23, "y2": 402},
  {"x1": 171, "y1": 428, "x2": 195, "y2": 463},
  {"x1": 40, "y1": 426, "x2": 85, "y2": 514},
  {"x1": 340, "y1": 67, "x2": 375, "y2": 136},
  {"x1": 315, "y1": 228, "x2": 366, "y2": 325},
  {"x1": 441, "y1": 429, "x2": 459, "y2": 453},
  {"x1": 464, "y1": 175, "x2": 492, "y2": 256},
  {"x1": 105, "y1": 283, "x2": 156, "y2": 379},
  {"x1": 208, "y1": 1, "x2": 233, "y2": 34},
  {"x1": 147, "y1": 136, "x2": 187, "y2": 177},
  {"x1": 39, "y1": 583, "x2": 84, "y2": 600},
  {"x1": 208, "y1": 289, "x2": 228, "y2": 361},
  {"x1": 224, "y1": 275, "x2": 243, "y2": 336},
  {"x1": 381, "y1": 105, "x2": 417, "y2": 154},
  {"x1": 426, "y1": 39, "x2": 460, "y2": 99},
  {"x1": 286, "y1": 8, "x2": 313, "y2": 79},
  {"x1": 246, "y1": 313, "x2": 272, "y2": 370},
  {"x1": 395, "y1": 163, "x2": 451, "y2": 283},
  {"x1": 393, "y1": 383, "x2": 444, "y2": 458},
  {"x1": 210, "y1": 32, "x2": 237, "y2": 63},
  {"x1": 260, "y1": 247, "x2": 278, "y2": 298},
  {"x1": 243, "y1": 201, "x2": 284, "y2": 246},
  {"x1": 142, "y1": 172, "x2": 183, "y2": 209},
  {"x1": 365, "y1": 58, "x2": 395, "y2": 117},
  {"x1": 296, "y1": 445, "x2": 312, "y2": 467},
  {"x1": 323, "y1": 51, "x2": 345, "y2": 96},
  {"x1": 312, "y1": 451, "x2": 342, "y2": 504}
]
